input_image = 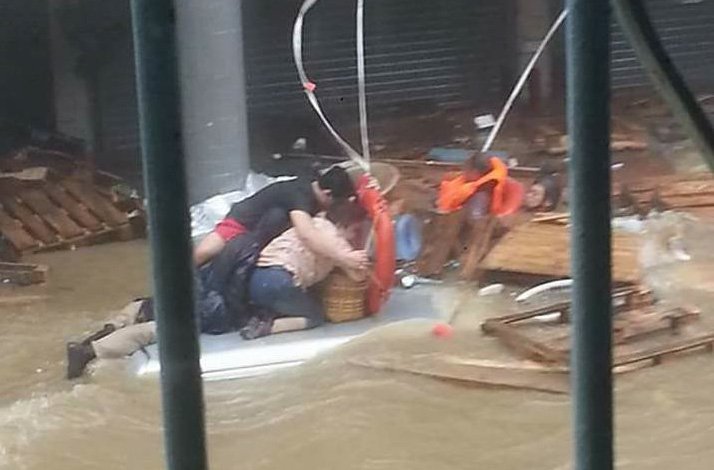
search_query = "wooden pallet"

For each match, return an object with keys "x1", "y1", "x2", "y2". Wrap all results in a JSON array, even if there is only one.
[
  {"x1": 613, "y1": 173, "x2": 714, "y2": 212},
  {"x1": 0, "y1": 177, "x2": 138, "y2": 254},
  {"x1": 480, "y1": 220, "x2": 642, "y2": 284},
  {"x1": 481, "y1": 291, "x2": 713, "y2": 372},
  {"x1": 0, "y1": 262, "x2": 48, "y2": 285}
]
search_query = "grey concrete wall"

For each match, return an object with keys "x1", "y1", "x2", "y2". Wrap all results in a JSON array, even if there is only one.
[{"x1": 175, "y1": 0, "x2": 251, "y2": 205}]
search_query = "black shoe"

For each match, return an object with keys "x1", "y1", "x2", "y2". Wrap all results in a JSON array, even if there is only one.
[
  {"x1": 66, "y1": 342, "x2": 96, "y2": 379},
  {"x1": 239, "y1": 316, "x2": 273, "y2": 340},
  {"x1": 80, "y1": 324, "x2": 116, "y2": 345}
]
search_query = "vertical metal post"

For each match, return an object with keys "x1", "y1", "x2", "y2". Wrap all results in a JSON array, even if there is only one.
[
  {"x1": 566, "y1": 0, "x2": 614, "y2": 469},
  {"x1": 130, "y1": 2, "x2": 208, "y2": 470}
]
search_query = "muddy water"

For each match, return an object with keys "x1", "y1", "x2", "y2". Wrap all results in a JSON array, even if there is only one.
[{"x1": 2, "y1": 231, "x2": 714, "y2": 469}]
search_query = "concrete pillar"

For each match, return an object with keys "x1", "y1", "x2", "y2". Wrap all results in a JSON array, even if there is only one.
[{"x1": 175, "y1": 0, "x2": 250, "y2": 205}]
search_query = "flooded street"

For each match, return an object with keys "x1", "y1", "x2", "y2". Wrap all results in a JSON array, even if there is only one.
[{"x1": 2, "y1": 234, "x2": 714, "y2": 470}]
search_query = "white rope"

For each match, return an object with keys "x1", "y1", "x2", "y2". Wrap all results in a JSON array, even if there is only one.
[
  {"x1": 293, "y1": 0, "x2": 369, "y2": 170},
  {"x1": 482, "y1": 9, "x2": 568, "y2": 153},
  {"x1": 356, "y1": 0, "x2": 371, "y2": 169}
]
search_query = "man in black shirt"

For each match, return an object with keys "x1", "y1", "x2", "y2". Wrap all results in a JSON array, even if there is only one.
[{"x1": 193, "y1": 166, "x2": 368, "y2": 272}]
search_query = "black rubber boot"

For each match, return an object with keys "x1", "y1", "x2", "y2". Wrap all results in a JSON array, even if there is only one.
[
  {"x1": 66, "y1": 324, "x2": 116, "y2": 379},
  {"x1": 66, "y1": 342, "x2": 97, "y2": 379}
]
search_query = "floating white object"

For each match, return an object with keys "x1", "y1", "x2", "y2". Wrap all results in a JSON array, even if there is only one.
[
  {"x1": 669, "y1": 238, "x2": 692, "y2": 261},
  {"x1": 516, "y1": 279, "x2": 573, "y2": 303},
  {"x1": 478, "y1": 283, "x2": 505, "y2": 297},
  {"x1": 474, "y1": 114, "x2": 496, "y2": 129}
]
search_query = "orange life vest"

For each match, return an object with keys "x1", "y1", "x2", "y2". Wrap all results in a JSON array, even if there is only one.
[{"x1": 437, "y1": 157, "x2": 508, "y2": 214}]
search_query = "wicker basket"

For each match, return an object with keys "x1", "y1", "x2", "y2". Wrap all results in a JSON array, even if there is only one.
[{"x1": 321, "y1": 272, "x2": 367, "y2": 323}]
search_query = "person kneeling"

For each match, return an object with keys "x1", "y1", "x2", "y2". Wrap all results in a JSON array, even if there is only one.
[{"x1": 240, "y1": 201, "x2": 368, "y2": 340}]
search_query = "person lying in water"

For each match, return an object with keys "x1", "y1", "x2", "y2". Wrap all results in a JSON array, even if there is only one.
[
  {"x1": 66, "y1": 200, "x2": 368, "y2": 379},
  {"x1": 193, "y1": 165, "x2": 367, "y2": 276},
  {"x1": 239, "y1": 200, "x2": 369, "y2": 340}
]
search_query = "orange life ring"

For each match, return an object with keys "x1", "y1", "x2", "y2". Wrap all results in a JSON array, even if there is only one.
[{"x1": 356, "y1": 175, "x2": 395, "y2": 315}]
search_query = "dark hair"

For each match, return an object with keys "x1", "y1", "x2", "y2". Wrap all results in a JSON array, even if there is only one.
[
  {"x1": 326, "y1": 200, "x2": 367, "y2": 227},
  {"x1": 317, "y1": 166, "x2": 356, "y2": 200},
  {"x1": 535, "y1": 173, "x2": 562, "y2": 210},
  {"x1": 465, "y1": 151, "x2": 491, "y2": 173}
]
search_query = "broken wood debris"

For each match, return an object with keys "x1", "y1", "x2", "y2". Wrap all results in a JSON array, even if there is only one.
[
  {"x1": 0, "y1": 262, "x2": 48, "y2": 286},
  {"x1": 613, "y1": 173, "x2": 714, "y2": 213},
  {"x1": 481, "y1": 288, "x2": 713, "y2": 376}
]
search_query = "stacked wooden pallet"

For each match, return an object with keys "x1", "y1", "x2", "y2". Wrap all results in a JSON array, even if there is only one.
[{"x1": 0, "y1": 176, "x2": 140, "y2": 255}]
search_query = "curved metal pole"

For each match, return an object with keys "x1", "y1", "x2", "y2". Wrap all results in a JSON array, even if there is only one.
[
  {"x1": 612, "y1": 0, "x2": 714, "y2": 171},
  {"x1": 567, "y1": 0, "x2": 614, "y2": 468},
  {"x1": 130, "y1": 1, "x2": 208, "y2": 469}
]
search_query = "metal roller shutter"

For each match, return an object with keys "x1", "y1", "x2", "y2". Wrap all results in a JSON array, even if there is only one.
[
  {"x1": 96, "y1": 0, "x2": 517, "y2": 163},
  {"x1": 243, "y1": 0, "x2": 517, "y2": 116},
  {"x1": 612, "y1": 0, "x2": 714, "y2": 89},
  {"x1": 96, "y1": 0, "x2": 140, "y2": 161}
]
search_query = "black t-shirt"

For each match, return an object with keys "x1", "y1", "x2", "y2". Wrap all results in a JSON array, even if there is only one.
[{"x1": 226, "y1": 177, "x2": 319, "y2": 230}]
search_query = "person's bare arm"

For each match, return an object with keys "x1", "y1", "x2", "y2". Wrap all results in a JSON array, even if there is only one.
[{"x1": 290, "y1": 210, "x2": 368, "y2": 271}]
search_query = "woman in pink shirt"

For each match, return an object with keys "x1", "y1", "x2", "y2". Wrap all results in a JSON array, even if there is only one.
[{"x1": 241, "y1": 201, "x2": 368, "y2": 339}]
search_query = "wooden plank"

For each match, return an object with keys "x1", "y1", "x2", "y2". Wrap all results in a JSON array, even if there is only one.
[
  {"x1": 481, "y1": 289, "x2": 642, "y2": 329},
  {"x1": 481, "y1": 222, "x2": 641, "y2": 283},
  {"x1": 613, "y1": 333, "x2": 714, "y2": 367},
  {"x1": 531, "y1": 213, "x2": 570, "y2": 224},
  {"x1": 350, "y1": 356, "x2": 570, "y2": 394},
  {"x1": 482, "y1": 321, "x2": 567, "y2": 364},
  {"x1": 0, "y1": 262, "x2": 48, "y2": 285},
  {"x1": 0, "y1": 294, "x2": 48, "y2": 305},
  {"x1": 43, "y1": 183, "x2": 103, "y2": 231},
  {"x1": 19, "y1": 189, "x2": 85, "y2": 239},
  {"x1": 544, "y1": 307, "x2": 700, "y2": 352},
  {"x1": 62, "y1": 179, "x2": 128, "y2": 227},
  {"x1": 0, "y1": 196, "x2": 57, "y2": 244},
  {"x1": 0, "y1": 205, "x2": 38, "y2": 251},
  {"x1": 616, "y1": 307, "x2": 699, "y2": 340}
]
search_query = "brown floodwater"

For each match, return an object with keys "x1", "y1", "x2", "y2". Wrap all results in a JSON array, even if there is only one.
[{"x1": 2, "y1": 219, "x2": 714, "y2": 470}]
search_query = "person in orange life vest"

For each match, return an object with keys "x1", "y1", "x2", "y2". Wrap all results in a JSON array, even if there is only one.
[{"x1": 437, "y1": 152, "x2": 509, "y2": 216}]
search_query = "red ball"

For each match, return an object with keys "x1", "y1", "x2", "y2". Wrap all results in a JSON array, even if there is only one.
[{"x1": 431, "y1": 323, "x2": 454, "y2": 338}]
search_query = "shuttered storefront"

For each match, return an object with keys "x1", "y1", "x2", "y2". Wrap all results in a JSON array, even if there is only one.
[
  {"x1": 96, "y1": 0, "x2": 516, "y2": 162},
  {"x1": 96, "y1": 0, "x2": 140, "y2": 162},
  {"x1": 243, "y1": 0, "x2": 516, "y2": 115},
  {"x1": 611, "y1": 0, "x2": 714, "y2": 89}
]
